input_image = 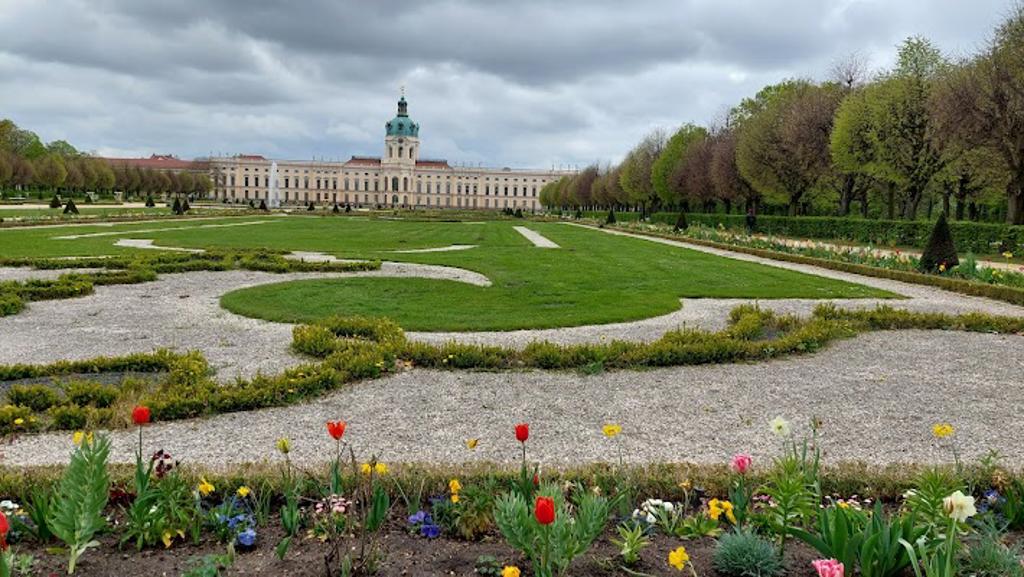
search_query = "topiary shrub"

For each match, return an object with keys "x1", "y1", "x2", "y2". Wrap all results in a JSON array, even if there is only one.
[
  {"x1": 145, "y1": 195, "x2": 156, "y2": 208},
  {"x1": 63, "y1": 198, "x2": 79, "y2": 215},
  {"x1": 674, "y1": 211, "x2": 688, "y2": 232},
  {"x1": 514, "y1": 208, "x2": 524, "y2": 218},
  {"x1": 7, "y1": 383, "x2": 62, "y2": 412},
  {"x1": 49, "y1": 404, "x2": 88, "y2": 430},
  {"x1": 345, "y1": 204, "x2": 352, "y2": 213},
  {"x1": 919, "y1": 213, "x2": 959, "y2": 273},
  {"x1": 49, "y1": 195, "x2": 62, "y2": 209},
  {"x1": 181, "y1": 198, "x2": 190, "y2": 212},
  {"x1": 606, "y1": 209, "x2": 616, "y2": 224},
  {"x1": 713, "y1": 529, "x2": 784, "y2": 577},
  {"x1": 171, "y1": 197, "x2": 183, "y2": 215},
  {"x1": 84, "y1": 194, "x2": 93, "y2": 204},
  {"x1": 332, "y1": 203, "x2": 340, "y2": 213},
  {"x1": 574, "y1": 209, "x2": 582, "y2": 220},
  {"x1": 0, "y1": 292, "x2": 24, "y2": 317},
  {"x1": 66, "y1": 381, "x2": 119, "y2": 409},
  {"x1": 307, "y1": 202, "x2": 316, "y2": 211},
  {"x1": 258, "y1": 199, "x2": 268, "y2": 211}
]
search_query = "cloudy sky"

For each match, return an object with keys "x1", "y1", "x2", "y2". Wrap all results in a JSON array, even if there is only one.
[{"x1": 0, "y1": 0, "x2": 1011, "y2": 168}]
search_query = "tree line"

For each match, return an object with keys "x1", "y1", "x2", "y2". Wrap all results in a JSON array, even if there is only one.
[
  {"x1": 541, "y1": 7, "x2": 1024, "y2": 224},
  {"x1": 0, "y1": 119, "x2": 211, "y2": 200}
]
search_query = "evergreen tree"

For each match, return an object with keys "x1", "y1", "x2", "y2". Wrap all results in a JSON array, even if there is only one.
[
  {"x1": 63, "y1": 198, "x2": 79, "y2": 215},
  {"x1": 574, "y1": 208, "x2": 582, "y2": 220},
  {"x1": 49, "y1": 195, "x2": 61, "y2": 209},
  {"x1": 144, "y1": 195, "x2": 155, "y2": 208},
  {"x1": 919, "y1": 212, "x2": 959, "y2": 272},
  {"x1": 181, "y1": 198, "x2": 190, "y2": 212},
  {"x1": 345, "y1": 204, "x2": 352, "y2": 213},
  {"x1": 307, "y1": 202, "x2": 315, "y2": 211},
  {"x1": 674, "y1": 211, "x2": 689, "y2": 232},
  {"x1": 606, "y1": 209, "x2": 616, "y2": 224},
  {"x1": 332, "y1": 203, "x2": 340, "y2": 213},
  {"x1": 172, "y1": 197, "x2": 183, "y2": 215},
  {"x1": 259, "y1": 199, "x2": 268, "y2": 211}
]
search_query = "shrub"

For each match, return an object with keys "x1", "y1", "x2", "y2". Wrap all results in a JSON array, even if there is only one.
[
  {"x1": 919, "y1": 212, "x2": 958, "y2": 273},
  {"x1": 713, "y1": 529, "x2": 784, "y2": 577},
  {"x1": 66, "y1": 381, "x2": 119, "y2": 408},
  {"x1": 49, "y1": 195, "x2": 61, "y2": 209},
  {"x1": 182, "y1": 199, "x2": 190, "y2": 212},
  {"x1": 606, "y1": 209, "x2": 616, "y2": 224},
  {"x1": 259, "y1": 199, "x2": 268, "y2": 211},
  {"x1": 50, "y1": 404, "x2": 89, "y2": 430},
  {"x1": 0, "y1": 404, "x2": 37, "y2": 435},
  {"x1": 0, "y1": 292, "x2": 24, "y2": 316},
  {"x1": 7, "y1": 383, "x2": 62, "y2": 411},
  {"x1": 292, "y1": 324, "x2": 337, "y2": 358},
  {"x1": 172, "y1": 197, "x2": 183, "y2": 215},
  {"x1": 145, "y1": 195, "x2": 156, "y2": 208},
  {"x1": 63, "y1": 198, "x2": 79, "y2": 215}
]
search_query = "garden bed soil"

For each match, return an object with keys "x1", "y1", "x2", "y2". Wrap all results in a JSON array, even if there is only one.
[{"x1": 20, "y1": 516, "x2": 824, "y2": 577}]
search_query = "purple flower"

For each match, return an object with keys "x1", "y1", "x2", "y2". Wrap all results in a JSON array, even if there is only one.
[
  {"x1": 420, "y1": 523, "x2": 440, "y2": 539},
  {"x1": 408, "y1": 510, "x2": 427, "y2": 525},
  {"x1": 236, "y1": 528, "x2": 257, "y2": 547}
]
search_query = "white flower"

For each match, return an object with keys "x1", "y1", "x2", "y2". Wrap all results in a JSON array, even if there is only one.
[
  {"x1": 645, "y1": 513, "x2": 656, "y2": 524},
  {"x1": 663, "y1": 502, "x2": 674, "y2": 511},
  {"x1": 769, "y1": 416, "x2": 791, "y2": 438},
  {"x1": 943, "y1": 491, "x2": 977, "y2": 523}
]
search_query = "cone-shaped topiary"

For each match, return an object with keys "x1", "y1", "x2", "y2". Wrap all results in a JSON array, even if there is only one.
[
  {"x1": 259, "y1": 199, "x2": 268, "y2": 211},
  {"x1": 514, "y1": 208, "x2": 523, "y2": 218},
  {"x1": 674, "y1": 211, "x2": 688, "y2": 232},
  {"x1": 332, "y1": 203, "x2": 340, "y2": 213},
  {"x1": 49, "y1": 195, "x2": 62, "y2": 209},
  {"x1": 307, "y1": 202, "x2": 315, "y2": 211},
  {"x1": 181, "y1": 199, "x2": 190, "y2": 212},
  {"x1": 84, "y1": 195, "x2": 93, "y2": 204},
  {"x1": 145, "y1": 195, "x2": 156, "y2": 208},
  {"x1": 606, "y1": 209, "x2": 616, "y2": 224},
  {"x1": 919, "y1": 212, "x2": 959, "y2": 273},
  {"x1": 345, "y1": 204, "x2": 352, "y2": 212},
  {"x1": 574, "y1": 209, "x2": 582, "y2": 220},
  {"x1": 172, "y1": 197, "x2": 183, "y2": 215},
  {"x1": 63, "y1": 198, "x2": 79, "y2": 215}
]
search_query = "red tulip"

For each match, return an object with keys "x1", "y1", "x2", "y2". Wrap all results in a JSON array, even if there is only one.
[
  {"x1": 326, "y1": 420, "x2": 347, "y2": 441},
  {"x1": 0, "y1": 510, "x2": 8, "y2": 550},
  {"x1": 534, "y1": 496, "x2": 555, "y2": 525},
  {"x1": 515, "y1": 423, "x2": 529, "y2": 443},
  {"x1": 132, "y1": 406, "x2": 151, "y2": 426}
]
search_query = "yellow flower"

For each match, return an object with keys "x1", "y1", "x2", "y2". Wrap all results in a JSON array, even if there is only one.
[
  {"x1": 668, "y1": 546, "x2": 690, "y2": 570},
  {"x1": 449, "y1": 478, "x2": 463, "y2": 494},
  {"x1": 465, "y1": 438, "x2": 479, "y2": 450},
  {"x1": 501, "y1": 567, "x2": 521, "y2": 577},
  {"x1": 708, "y1": 498, "x2": 737, "y2": 524},
  {"x1": 837, "y1": 501, "x2": 850, "y2": 509},
  {"x1": 932, "y1": 423, "x2": 955, "y2": 439},
  {"x1": 939, "y1": 263, "x2": 947, "y2": 272},
  {"x1": 360, "y1": 463, "x2": 372, "y2": 475},
  {"x1": 72, "y1": 431, "x2": 93, "y2": 446},
  {"x1": 198, "y1": 478, "x2": 215, "y2": 496},
  {"x1": 236, "y1": 486, "x2": 251, "y2": 498},
  {"x1": 602, "y1": 424, "x2": 622, "y2": 438},
  {"x1": 13, "y1": 418, "x2": 24, "y2": 426},
  {"x1": 1003, "y1": 251, "x2": 1014, "y2": 259},
  {"x1": 276, "y1": 437, "x2": 291, "y2": 455},
  {"x1": 162, "y1": 530, "x2": 174, "y2": 548},
  {"x1": 374, "y1": 462, "x2": 388, "y2": 476},
  {"x1": 451, "y1": 494, "x2": 460, "y2": 504}
]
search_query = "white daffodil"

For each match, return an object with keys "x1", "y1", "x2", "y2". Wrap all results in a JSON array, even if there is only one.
[
  {"x1": 770, "y1": 416, "x2": 791, "y2": 438},
  {"x1": 943, "y1": 490, "x2": 977, "y2": 523}
]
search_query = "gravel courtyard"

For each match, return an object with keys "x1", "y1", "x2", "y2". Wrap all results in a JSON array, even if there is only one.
[{"x1": 4, "y1": 329, "x2": 1021, "y2": 468}]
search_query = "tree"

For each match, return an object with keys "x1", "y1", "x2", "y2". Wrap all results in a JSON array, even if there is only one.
[
  {"x1": 619, "y1": 130, "x2": 665, "y2": 217},
  {"x1": 736, "y1": 80, "x2": 841, "y2": 215},
  {"x1": 34, "y1": 155, "x2": 67, "y2": 191},
  {"x1": 651, "y1": 124, "x2": 707, "y2": 207},
  {"x1": 710, "y1": 128, "x2": 758, "y2": 212},
  {"x1": 932, "y1": 6, "x2": 1024, "y2": 224},
  {"x1": 45, "y1": 140, "x2": 79, "y2": 158},
  {"x1": 919, "y1": 212, "x2": 958, "y2": 272},
  {"x1": 831, "y1": 87, "x2": 881, "y2": 217},
  {"x1": 671, "y1": 134, "x2": 716, "y2": 211}
]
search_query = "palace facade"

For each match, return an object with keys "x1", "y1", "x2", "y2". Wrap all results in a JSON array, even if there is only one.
[{"x1": 208, "y1": 95, "x2": 573, "y2": 210}]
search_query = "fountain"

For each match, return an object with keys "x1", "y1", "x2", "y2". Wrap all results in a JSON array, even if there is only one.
[{"x1": 268, "y1": 161, "x2": 280, "y2": 208}]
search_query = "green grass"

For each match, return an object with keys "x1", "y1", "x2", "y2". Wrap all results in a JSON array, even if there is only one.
[{"x1": 0, "y1": 215, "x2": 894, "y2": 331}]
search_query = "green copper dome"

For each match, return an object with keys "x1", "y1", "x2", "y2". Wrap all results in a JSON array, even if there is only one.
[{"x1": 385, "y1": 96, "x2": 419, "y2": 137}]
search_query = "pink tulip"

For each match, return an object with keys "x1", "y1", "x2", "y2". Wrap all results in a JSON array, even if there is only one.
[
  {"x1": 730, "y1": 453, "x2": 752, "y2": 475},
  {"x1": 812, "y1": 559, "x2": 844, "y2": 577}
]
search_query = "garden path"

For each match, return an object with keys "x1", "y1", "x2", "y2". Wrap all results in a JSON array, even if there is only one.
[{"x1": 4, "y1": 329, "x2": 1022, "y2": 467}]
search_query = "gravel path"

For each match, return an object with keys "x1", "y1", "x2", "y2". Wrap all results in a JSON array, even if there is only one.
[
  {"x1": 5, "y1": 330, "x2": 1020, "y2": 467},
  {"x1": 513, "y1": 225, "x2": 560, "y2": 248},
  {"x1": 0, "y1": 263, "x2": 492, "y2": 381},
  {"x1": 0, "y1": 267, "x2": 105, "y2": 282}
]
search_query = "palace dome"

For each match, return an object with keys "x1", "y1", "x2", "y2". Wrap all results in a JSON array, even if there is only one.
[{"x1": 385, "y1": 96, "x2": 419, "y2": 137}]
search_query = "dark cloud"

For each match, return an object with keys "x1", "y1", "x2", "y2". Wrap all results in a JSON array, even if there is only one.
[{"x1": 0, "y1": 0, "x2": 1012, "y2": 167}]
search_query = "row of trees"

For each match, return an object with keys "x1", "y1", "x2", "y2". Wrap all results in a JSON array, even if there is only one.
[
  {"x1": 0, "y1": 120, "x2": 210, "y2": 199},
  {"x1": 542, "y1": 7, "x2": 1024, "y2": 224}
]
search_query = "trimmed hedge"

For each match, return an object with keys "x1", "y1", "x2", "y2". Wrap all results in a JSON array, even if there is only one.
[{"x1": 582, "y1": 211, "x2": 1024, "y2": 253}]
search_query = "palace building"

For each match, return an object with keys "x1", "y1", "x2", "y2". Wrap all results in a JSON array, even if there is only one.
[{"x1": 208, "y1": 94, "x2": 573, "y2": 210}]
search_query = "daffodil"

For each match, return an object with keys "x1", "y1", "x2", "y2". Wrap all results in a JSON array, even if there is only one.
[
  {"x1": 465, "y1": 438, "x2": 479, "y2": 450},
  {"x1": 501, "y1": 566, "x2": 520, "y2": 577},
  {"x1": 449, "y1": 478, "x2": 462, "y2": 494},
  {"x1": 708, "y1": 498, "x2": 737, "y2": 524},
  {"x1": 451, "y1": 494, "x2": 460, "y2": 504},
  {"x1": 668, "y1": 545, "x2": 690, "y2": 570},
  {"x1": 374, "y1": 462, "x2": 388, "y2": 475},
  {"x1": 72, "y1": 430, "x2": 93, "y2": 446},
  {"x1": 237, "y1": 485, "x2": 251, "y2": 498},
  {"x1": 360, "y1": 463, "x2": 372, "y2": 475},
  {"x1": 932, "y1": 423, "x2": 954, "y2": 438},
  {"x1": 944, "y1": 490, "x2": 977, "y2": 522},
  {"x1": 276, "y1": 437, "x2": 291, "y2": 455},
  {"x1": 198, "y1": 478, "x2": 215, "y2": 496},
  {"x1": 769, "y1": 416, "x2": 791, "y2": 438},
  {"x1": 602, "y1": 423, "x2": 622, "y2": 438}
]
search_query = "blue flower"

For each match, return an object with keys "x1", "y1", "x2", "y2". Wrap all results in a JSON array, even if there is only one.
[
  {"x1": 408, "y1": 510, "x2": 427, "y2": 525},
  {"x1": 236, "y1": 528, "x2": 257, "y2": 547},
  {"x1": 420, "y1": 523, "x2": 440, "y2": 539}
]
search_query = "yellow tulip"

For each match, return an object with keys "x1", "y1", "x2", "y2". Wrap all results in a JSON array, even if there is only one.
[
  {"x1": 501, "y1": 567, "x2": 521, "y2": 577},
  {"x1": 465, "y1": 438, "x2": 479, "y2": 450},
  {"x1": 360, "y1": 463, "x2": 372, "y2": 475},
  {"x1": 449, "y1": 478, "x2": 463, "y2": 494},
  {"x1": 236, "y1": 486, "x2": 251, "y2": 498},
  {"x1": 602, "y1": 424, "x2": 622, "y2": 438},
  {"x1": 374, "y1": 462, "x2": 388, "y2": 476},
  {"x1": 276, "y1": 437, "x2": 291, "y2": 454},
  {"x1": 932, "y1": 423, "x2": 955, "y2": 439},
  {"x1": 451, "y1": 494, "x2": 460, "y2": 504}
]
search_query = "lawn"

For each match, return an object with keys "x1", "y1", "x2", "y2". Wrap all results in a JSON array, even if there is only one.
[{"x1": 0, "y1": 215, "x2": 894, "y2": 331}]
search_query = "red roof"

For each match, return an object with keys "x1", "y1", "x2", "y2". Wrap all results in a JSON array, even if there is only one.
[
  {"x1": 101, "y1": 154, "x2": 203, "y2": 170},
  {"x1": 344, "y1": 156, "x2": 381, "y2": 166}
]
